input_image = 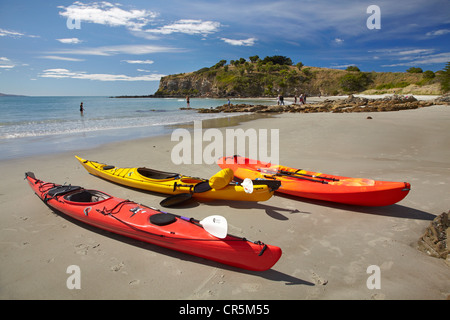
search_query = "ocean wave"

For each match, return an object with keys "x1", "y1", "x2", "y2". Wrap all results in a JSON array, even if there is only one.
[{"x1": 0, "y1": 112, "x2": 247, "y2": 140}]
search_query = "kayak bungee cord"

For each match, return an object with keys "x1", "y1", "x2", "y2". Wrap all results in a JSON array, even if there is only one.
[
  {"x1": 30, "y1": 171, "x2": 270, "y2": 255},
  {"x1": 92, "y1": 198, "x2": 270, "y2": 254},
  {"x1": 25, "y1": 172, "x2": 282, "y2": 270},
  {"x1": 258, "y1": 168, "x2": 332, "y2": 184},
  {"x1": 288, "y1": 169, "x2": 340, "y2": 182}
]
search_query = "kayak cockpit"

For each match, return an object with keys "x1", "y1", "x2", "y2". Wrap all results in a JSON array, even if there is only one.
[
  {"x1": 137, "y1": 167, "x2": 180, "y2": 180},
  {"x1": 64, "y1": 190, "x2": 111, "y2": 203}
]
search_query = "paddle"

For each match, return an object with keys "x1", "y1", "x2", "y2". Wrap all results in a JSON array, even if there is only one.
[
  {"x1": 160, "y1": 179, "x2": 255, "y2": 207},
  {"x1": 160, "y1": 193, "x2": 192, "y2": 207},
  {"x1": 198, "y1": 215, "x2": 227, "y2": 239},
  {"x1": 279, "y1": 170, "x2": 339, "y2": 182},
  {"x1": 157, "y1": 210, "x2": 228, "y2": 239},
  {"x1": 111, "y1": 203, "x2": 228, "y2": 239},
  {"x1": 258, "y1": 168, "x2": 330, "y2": 184},
  {"x1": 241, "y1": 178, "x2": 253, "y2": 194}
]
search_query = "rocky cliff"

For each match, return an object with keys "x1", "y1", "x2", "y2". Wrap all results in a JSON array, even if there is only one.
[
  {"x1": 155, "y1": 66, "x2": 350, "y2": 97},
  {"x1": 154, "y1": 58, "x2": 443, "y2": 98}
]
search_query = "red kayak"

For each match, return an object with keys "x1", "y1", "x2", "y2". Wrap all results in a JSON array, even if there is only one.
[
  {"x1": 25, "y1": 172, "x2": 281, "y2": 271},
  {"x1": 218, "y1": 156, "x2": 411, "y2": 206}
]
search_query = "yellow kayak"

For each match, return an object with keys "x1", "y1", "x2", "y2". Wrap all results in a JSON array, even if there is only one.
[{"x1": 75, "y1": 156, "x2": 279, "y2": 202}]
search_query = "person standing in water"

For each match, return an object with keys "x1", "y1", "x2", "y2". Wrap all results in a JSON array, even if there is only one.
[{"x1": 80, "y1": 102, "x2": 84, "y2": 115}]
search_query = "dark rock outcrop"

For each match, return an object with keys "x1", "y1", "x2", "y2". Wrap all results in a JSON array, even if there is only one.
[
  {"x1": 418, "y1": 211, "x2": 449, "y2": 261},
  {"x1": 195, "y1": 95, "x2": 437, "y2": 114}
]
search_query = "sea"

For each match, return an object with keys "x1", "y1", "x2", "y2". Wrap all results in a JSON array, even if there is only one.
[{"x1": 0, "y1": 96, "x2": 274, "y2": 161}]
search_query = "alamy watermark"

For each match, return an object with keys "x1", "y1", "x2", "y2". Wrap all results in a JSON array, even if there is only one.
[
  {"x1": 66, "y1": 265, "x2": 81, "y2": 289},
  {"x1": 367, "y1": 5, "x2": 381, "y2": 30},
  {"x1": 65, "y1": 5, "x2": 81, "y2": 30},
  {"x1": 366, "y1": 265, "x2": 381, "y2": 289},
  {"x1": 170, "y1": 120, "x2": 279, "y2": 165}
]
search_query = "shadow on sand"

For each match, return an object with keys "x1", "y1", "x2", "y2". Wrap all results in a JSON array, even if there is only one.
[{"x1": 44, "y1": 204, "x2": 313, "y2": 286}]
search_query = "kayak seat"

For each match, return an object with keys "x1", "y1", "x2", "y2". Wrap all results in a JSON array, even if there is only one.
[
  {"x1": 47, "y1": 185, "x2": 82, "y2": 198},
  {"x1": 65, "y1": 190, "x2": 110, "y2": 203},
  {"x1": 149, "y1": 213, "x2": 177, "y2": 226},
  {"x1": 137, "y1": 167, "x2": 179, "y2": 180},
  {"x1": 65, "y1": 191, "x2": 93, "y2": 202}
]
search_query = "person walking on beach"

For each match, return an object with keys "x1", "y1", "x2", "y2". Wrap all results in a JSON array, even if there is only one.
[{"x1": 80, "y1": 102, "x2": 84, "y2": 114}]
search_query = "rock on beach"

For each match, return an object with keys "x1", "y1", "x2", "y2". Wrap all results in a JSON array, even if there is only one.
[{"x1": 195, "y1": 94, "x2": 443, "y2": 114}]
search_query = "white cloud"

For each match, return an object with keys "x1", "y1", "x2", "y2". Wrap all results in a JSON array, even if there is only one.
[
  {"x1": 396, "y1": 49, "x2": 435, "y2": 56},
  {"x1": 123, "y1": 59, "x2": 154, "y2": 64},
  {"x1": 39, "y1": 68, "x2": 165, "y2": 81},
  {"x1": 0, "y1": 57, "x2": 15, "y2": 69},
  {"x1": 380, "y1": 50, "x2": 450, "y2": 67},
  {"x1": 50, "y1": 44, "x2": 181, "y2": 56},
  {"x1": 58, "y1": 1, "x2": 158, "y2": 31},
  {"x1": 146, "y1": 19, "x2": 221, "y2": 36},
  {"x1": 0, "y1": 28, "x2": 25, "y2": 37},
  {"x1": 0, "y1": 28, "x2": 38, "y2": 38},
  {"x1": 40, "y1": 56, "x2": 85, "y2": 62},
  {"x1": 426, "y1": 29, "x2": 450, "y2": 37},
  {"x1": 221, "y1": 37, "x2": 256, "y2": 46},
  {"x1": 57, "y1": 38, "x2": 83, "y2": 44},
  {"x1": 330, "y1": 64, "x2": 355, "y2": 69},
  {"x1": 334, "y1": 38, "x2": 344, "y2": 44}
]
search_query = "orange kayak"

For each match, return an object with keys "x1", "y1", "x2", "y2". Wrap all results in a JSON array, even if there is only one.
[{"x1": 218, "y1": 156, "x2": 411, "y2": 206}]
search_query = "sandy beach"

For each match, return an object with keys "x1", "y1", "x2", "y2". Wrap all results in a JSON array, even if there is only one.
[{"x1": 1, "y1": 102, "x2": 449, "y2": 301}]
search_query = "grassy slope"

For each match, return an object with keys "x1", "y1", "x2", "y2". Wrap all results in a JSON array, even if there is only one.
[{"x1": 156, "y1": 63, "x2": 443, "y2": 97}]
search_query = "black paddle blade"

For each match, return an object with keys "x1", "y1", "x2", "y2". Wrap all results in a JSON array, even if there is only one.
[
  {"x1": 252, "y1": 180, "x2": 281, "y2": 191},
  {"x1": 160, "y1": 193, "x2": 193, "y2": 207},
  {"x1": 193, "y1": 181, "x2": 212, "y2": 193}
]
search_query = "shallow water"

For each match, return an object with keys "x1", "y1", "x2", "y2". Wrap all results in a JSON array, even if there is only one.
[{"x1": 0, "y1": 96, "x2": 274, "y2": 160}]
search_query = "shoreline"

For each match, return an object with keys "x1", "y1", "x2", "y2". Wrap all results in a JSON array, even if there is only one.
[
  {"x1": 1, "y1": 103, "x2": 449, "y2": 300},
  {"x1": 0, "y1": 111, "x2": 271, "y2": 162}
]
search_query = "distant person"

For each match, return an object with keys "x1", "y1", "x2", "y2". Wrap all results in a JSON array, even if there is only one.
[
  {"x1": 186, "y1": 96, "x2": 190, "y2": 108},
  {"x1": 227, "y1": 98, "x2": 231, "y2": 106},
  {"x1": 279, "y1": 95, "x2": 284, "y2": 105},
  {"x1": 80, "y1": 102, "x2": 84, "y2": 114},
  {"x1": 304, "y1": 93, "x2": 307, "y2": 104}
]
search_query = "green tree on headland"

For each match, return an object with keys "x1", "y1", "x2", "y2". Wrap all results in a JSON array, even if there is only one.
[
  {"x1": 249, "y1": 55, "x2": 260, "y2": 63},
  {"x1": 423, "y1": 70, "x2": 435, "y2": 79},
  {"x1": 339, "y1": 72, "x2": 372, "y2": 93},
  {"x1": 346, "y1": 66, "x2": 360, "y2": 72},
  {"x1": 406, "y1": 67, "x2": 423, "y2": 73},
  {"x1": 262, "y1": 55, "x2": 293, "y2": 66},
  {"x1": 440, "y1": 62, "x2": 450, "y2": 92},
  {"x1": 212, "y1": 60, "x2": 227, "y2": 69}
]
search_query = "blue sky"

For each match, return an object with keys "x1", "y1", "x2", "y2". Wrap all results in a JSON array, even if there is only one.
[{"x1": 0, "y1": 0, "x2": 449, "y2": 96}]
